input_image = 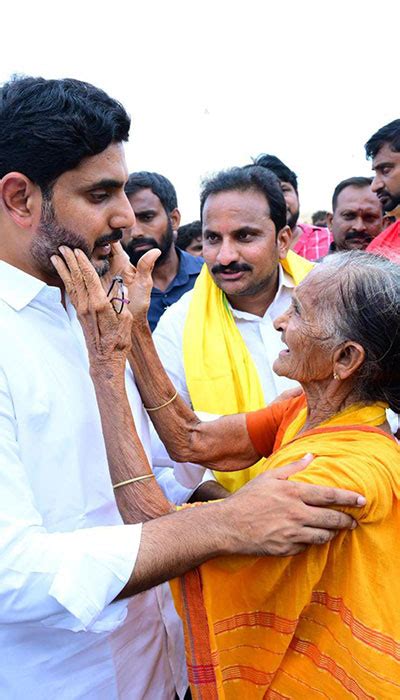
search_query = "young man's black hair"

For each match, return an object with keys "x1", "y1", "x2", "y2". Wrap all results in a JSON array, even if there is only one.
[{"x1": 0, "y1": 76, "x2": 130, "y2": 192}]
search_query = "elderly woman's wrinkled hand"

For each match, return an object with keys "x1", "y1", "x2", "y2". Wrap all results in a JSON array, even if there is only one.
[
  {"x1": 100, "y1": 241, "x2": 135, "y2": 294},
  {"x1": 101, "y1": 243, "x2": 160, "y2": 323},
  {"x1": 51, "y1": 247, "x2": 133, "y2": 369}
]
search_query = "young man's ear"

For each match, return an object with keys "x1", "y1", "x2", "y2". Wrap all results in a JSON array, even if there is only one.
[
  {"x1": 277, "y1": 225, "x2": 292, "y2": 259},
  {"x1": 332, "y1": 341, "x2": 365, "y2": 380},
  {"x1": 0, "y1": 173, "x2": 40, "y2": 229},
  {"x1": 170, "y1": 208, "x2": 181, "y2": 233},
  {"x1": 326, "y1": 212, "x2": 333, "y2": 229}
]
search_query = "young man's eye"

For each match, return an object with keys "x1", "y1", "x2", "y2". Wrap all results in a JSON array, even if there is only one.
[
  {"x1": 205, "y1": 233, "x2": 219, "y2": 243},
  {"x1": 90, "y1": 192, "x2": 109, "y2": 202}
]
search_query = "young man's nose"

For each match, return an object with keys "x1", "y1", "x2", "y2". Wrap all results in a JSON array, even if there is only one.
[{"x1": 110, "y1": 193, "x2": 136, "y2": 231}]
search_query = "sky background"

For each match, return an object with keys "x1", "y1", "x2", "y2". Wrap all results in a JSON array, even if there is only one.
[{"x1": 1, "y1": 0, "x2": 398, "y2": 222}]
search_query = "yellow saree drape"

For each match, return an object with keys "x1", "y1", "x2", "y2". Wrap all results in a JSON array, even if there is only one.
[
  {"x1": 182, "y1": 251, "x2": 314, "y2": 491},
  {"x1": 171, "y1": 403, "x2": 400, "y2": 699}
]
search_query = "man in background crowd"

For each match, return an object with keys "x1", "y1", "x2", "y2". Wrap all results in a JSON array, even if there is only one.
[
  {"x1": 365, "y1": 120, "x2": 400, "y2": 262},
  {"x1": 153, "y1": 166, "x2": 313, "y2": 493},
  {"x1": 253, "y1": 154, "x2": 332, "y2": 260},
  {"x1": 123, "y1": 172, "x2": 203, "y2": 330},
  {"x1": 312, "y1": 209, "x2": 330, "y2": 227},
  {"x1": 176, "y1": 220, "x2": 203, "y2": 256},
  {"x1": 326, "y1": 176, "x2": 382, "y2": 253}
]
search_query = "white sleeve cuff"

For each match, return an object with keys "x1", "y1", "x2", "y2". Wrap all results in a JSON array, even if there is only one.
[{"x1": 46, "y1": 523, "x2": 142, "y2": 633}]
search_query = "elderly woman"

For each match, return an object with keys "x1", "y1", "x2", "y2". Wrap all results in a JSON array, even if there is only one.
[{"x1": 53, "y1": 249, "x2": 400, "y2": 698}]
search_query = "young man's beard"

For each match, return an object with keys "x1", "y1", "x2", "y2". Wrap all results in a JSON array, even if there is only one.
[
  {"x1": 123, "y1": 220, "x2": 174, "y2": 268},
  {"x1": 30, "y1": 196, "x2": 110, "y2": 278}
]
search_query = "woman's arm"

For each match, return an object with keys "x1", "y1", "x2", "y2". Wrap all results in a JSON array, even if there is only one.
[
  {"x1": 124, "y1": 248, "x2": 279, "y2": 470},
  {"x1": 52, "y1": 247, "x2": 172, "y2": 523},
  {"x1": 129, "y1": 320, "x2": 260, "y2": 470}
]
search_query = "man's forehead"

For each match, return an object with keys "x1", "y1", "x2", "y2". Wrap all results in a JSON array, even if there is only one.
[
  {"x1": 336, "y1": 186, "x2": 379, "y2": 209},
  {"x1": 127, "y1": 188, "x2": 162, "y2": 211},
  {"x1": 59, "y1": 142, "x2": 129, "y2": 186},
  {"x1": 203, "y1": 188, "x2": 271, "y2": 220},
  {"x1": 373, "y1": 143, "x2": 400, "y2": 166}
]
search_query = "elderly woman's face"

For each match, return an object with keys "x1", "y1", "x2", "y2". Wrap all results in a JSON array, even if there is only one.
[{"x1": 273, "y1": 272, "x2": 335, "y2": 383}]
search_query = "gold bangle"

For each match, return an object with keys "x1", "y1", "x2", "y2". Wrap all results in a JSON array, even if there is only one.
[
  {"x1": 113, "y1": 474, "x2": 155, "y2": 489},
  {"x1": 144, "y1": 390, "x2": 178, "y2": 412}
]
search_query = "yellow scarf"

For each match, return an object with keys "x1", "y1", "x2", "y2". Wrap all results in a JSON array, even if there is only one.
[
  {"x1": 183, "y1": 250, "x2": 314, "y2": 491},
  {"x1": 172, "y1": 403, "x2": 400, "y2": 699}
]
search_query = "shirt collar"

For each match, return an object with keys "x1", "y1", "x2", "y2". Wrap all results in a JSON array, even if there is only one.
[
  {"x1": 0, "y1": 260, "x2": 62, "y2": 311},
  {"x1": 230, "y1": 263, "x2": 294, "y2": 320}
]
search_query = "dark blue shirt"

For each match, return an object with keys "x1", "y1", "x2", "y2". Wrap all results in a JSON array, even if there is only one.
[{"x1": 148, "y1": 249, "x2": 204, "y2": 331}]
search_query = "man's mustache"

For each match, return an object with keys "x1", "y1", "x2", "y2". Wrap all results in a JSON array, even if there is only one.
[
  {"x1": 345, "y1": 231, "x2": 371, "y2": 242},
  {"x1": 125, "y1": 237, "x2": 157, "y2": 250},
  {"x1": 211, "y1": 262, "x2": 252, "y2": 274},
  {"x1": 376, "y1": 188, "x2": 389, "y2": 197},
  {"x1": 94, "y1": 230, "x2": 123, "y2": 247}
]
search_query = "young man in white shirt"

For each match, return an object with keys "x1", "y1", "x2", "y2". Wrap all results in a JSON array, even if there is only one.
[{"x1": 0, "y1": 76, "x2": 364, "y2": 699}]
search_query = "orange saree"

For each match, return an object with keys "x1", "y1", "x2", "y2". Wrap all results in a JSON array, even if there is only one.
[{"x1": 171, "y1": 399, "x2": 400, "y2": 699}]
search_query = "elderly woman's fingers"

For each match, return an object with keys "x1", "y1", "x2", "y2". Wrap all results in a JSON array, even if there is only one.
[
  {"x1": 295, "y1": 482, "x2": 366, "y2": 508},
  {"x1": 73, "y1": 249, "x2": 109, "y2": 301},
  {"x1": 50, "y1": 250, "x2": 83, "y2": 309},
  {"x1": 51, "y1": 247, "x2": 132, "y2": 365},
  {"x1": 74, "y1": 249, "x2": 130, "y2": 314},
  {"x1": 57, "y1": 246, "x2": 89, "y2": 313},
  {"x1": 136, "y1": 248, "x2": 161, "y2": 273},
  {"x1": 100, "y1": 242, "x2": 136, "y2": 293},
  {"x1": 109, "y1": 242, "x2": 130, "y2": 275},
  {"x1": 50, "y1": 253, "x2": 72, "y2": 289}
]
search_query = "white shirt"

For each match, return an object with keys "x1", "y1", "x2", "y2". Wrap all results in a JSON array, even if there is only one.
[
  {"x1": 0, "y1": 261, "x2": 187, "y2": 699},
  {"x1": 152, "y1": 265, "x2": 298, "y2": 487}
]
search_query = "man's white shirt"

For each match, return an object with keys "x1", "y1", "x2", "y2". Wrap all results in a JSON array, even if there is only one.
[
  {"x1": 0, "y1": 261, "x2": 188, "y2": 699},
  {"x1": 152, "y1": 264, "x2": 298, "y2": 487}
]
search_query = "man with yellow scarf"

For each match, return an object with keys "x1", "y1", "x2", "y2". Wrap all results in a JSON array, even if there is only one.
[{"x1": 152, "y1": 166, "x2": 313, "y2": 491}]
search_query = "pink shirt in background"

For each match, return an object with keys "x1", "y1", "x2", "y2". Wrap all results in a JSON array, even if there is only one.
[{"x1": 292, "y1": 222, "x2": 333, "y2": 261}]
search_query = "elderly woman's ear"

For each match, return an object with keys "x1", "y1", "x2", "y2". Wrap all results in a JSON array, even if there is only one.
[{"x1": 332, "y1": 342, "x2": 365, "y2": 381}]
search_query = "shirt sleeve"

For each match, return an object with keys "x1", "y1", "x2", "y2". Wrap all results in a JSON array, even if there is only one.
[
  {"x1": 0, "y1": 368, "x2": 142, "y2": 633},
  {"x1": 246, "y1": 398, "x2": 295, "y2": 457}
]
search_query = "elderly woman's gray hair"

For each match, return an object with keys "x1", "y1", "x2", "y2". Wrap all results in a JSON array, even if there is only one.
[{"x1": 315, "y1": 251, "x2": 400, "y2": 412}]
